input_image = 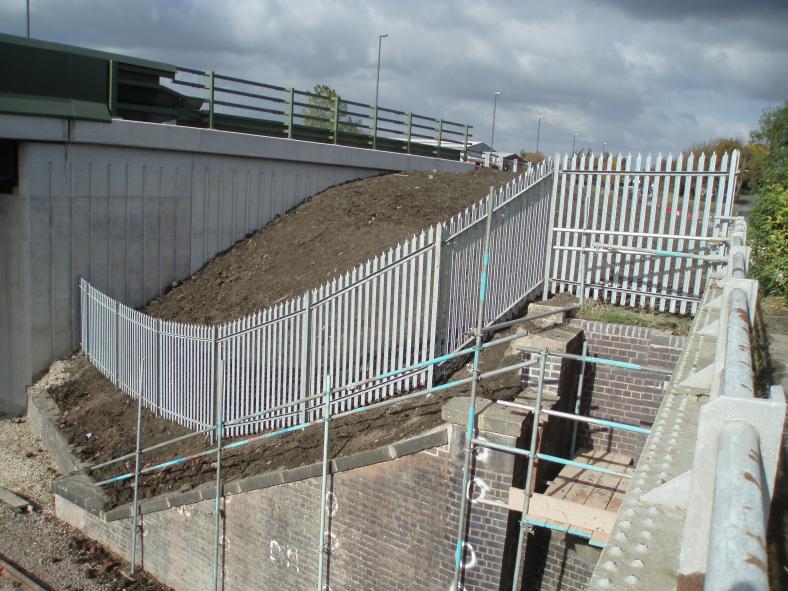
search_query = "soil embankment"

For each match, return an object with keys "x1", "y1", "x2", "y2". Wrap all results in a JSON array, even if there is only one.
[{"x1": 39, "y1": 168, "x2": 522, "y2": 506}]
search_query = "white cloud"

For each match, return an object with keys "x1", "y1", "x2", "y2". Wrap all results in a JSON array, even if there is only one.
[{"x1": 1, "y1": 0, "x2": 785, "y2": 155}]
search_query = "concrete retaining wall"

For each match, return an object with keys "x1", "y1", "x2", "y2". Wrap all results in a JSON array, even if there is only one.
[{"x1": 0, "y1": 114, "x2": 472, "y2": 414}]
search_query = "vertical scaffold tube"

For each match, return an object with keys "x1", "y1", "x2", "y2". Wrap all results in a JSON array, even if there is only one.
[
  {"x1": 570, "y1": 341, "x2": 588, "y2": 457},
  {"x1": 212, "y1": 360, "x2": 225, "y2": 591},
  {"x1": 451, "y1": 187, "x2": 495, "y2": 590},
  {"x1": 317, "y1": 378, "x2": 333, "y2": 591},
  {"x1": 130, "y1": 358, "x2": 145, "y2": 576},
  {"x1": 512, "y1": 350, "x2": 548, "y2": 590}
]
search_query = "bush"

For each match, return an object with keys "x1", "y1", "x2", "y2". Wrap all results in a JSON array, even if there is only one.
[
  {"x1": 746, "y1": 102, "x2": 788, "y2": 296},
  {"x1": 748, "y1": 182, "x2": 788, "y2": 296}
]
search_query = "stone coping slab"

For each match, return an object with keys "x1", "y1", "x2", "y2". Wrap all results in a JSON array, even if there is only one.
[{"x1": 51, "y1": 424, "x2": 448, "y2": 522}]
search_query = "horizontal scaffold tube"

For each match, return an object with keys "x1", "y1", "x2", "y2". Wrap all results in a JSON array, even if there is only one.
[
  {"x1": 471, "y1": 438, "x2": 632, "y2": 480},
  {"x1": 95, "y1": 358, "x2": 540, "y2": 487},
  {"x1": 514, "y1": 345, "x2": 674, "y2": 375},
  {"x1": 496, "y1": 400, "x2": 651, "y2": 435}
]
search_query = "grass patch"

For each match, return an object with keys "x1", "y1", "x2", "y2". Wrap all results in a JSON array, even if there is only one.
[{"x1": 572, "y1": 300, "x2": 691, "y2": 335}]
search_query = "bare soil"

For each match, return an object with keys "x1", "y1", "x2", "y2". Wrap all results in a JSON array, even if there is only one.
[
  {"x1": 145, "y1": 169, "x2": 514, "y2": 323},
  {"x1": 38, "y1": 168, "x2": 523, "y2": 507},
  {"x1": 47, "y1": 321, "x2": 526, "y2": 507}
]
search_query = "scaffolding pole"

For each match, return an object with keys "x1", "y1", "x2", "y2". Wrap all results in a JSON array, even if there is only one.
[
  {"x1": 570, "y1": 341, "x2": 588, "y2": 456},
  {"x1": 316, "y1": 379, "x2": 333, "y2": 591},
  {"x1": 451, "y1": 187, "x2": 495, "y2": 591},
  {"x1": 129, "y1": 358, "x2": 145, "y2": 576},
  {"x1": 512, "y1": 350, "x2": 547, "y2": 591},
  {"x1": 212, "y1": 360, "x2": 225, "y2": 591}
]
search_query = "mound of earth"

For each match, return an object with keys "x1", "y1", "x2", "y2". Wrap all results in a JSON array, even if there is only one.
[
  {"x1": 38, "y1": 167, "x2": 524, "y2": 506},
  {"x1": 45, "y1": 321, "x2": 529, "y2": 507},
  {"x1": 146, "y1": 168, "x2": 514, "y2": 323}
]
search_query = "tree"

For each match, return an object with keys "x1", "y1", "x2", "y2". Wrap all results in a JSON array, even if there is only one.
[
  {"x1": 747, "y1": 102, "x2": 788, "y2": 296},
  {"x1": 519, "y1": 150, "x2": 546, "y2": 165},
  {"x1": 302, "y1": 84, "x2": 362, "y2": 134}
]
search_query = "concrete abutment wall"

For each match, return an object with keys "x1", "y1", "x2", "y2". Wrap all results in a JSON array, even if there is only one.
[{"x1": 0, "y1": 114, "x2": 472, "y2": 414}]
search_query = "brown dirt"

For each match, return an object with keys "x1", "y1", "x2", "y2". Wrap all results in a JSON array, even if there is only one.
[
  {"x1": 145, "y1": 168, "x2": 515, "y2": 324},
  {"x1": 45, "y1": 320, "x2": 529, "y2": 508},
  {"x1": 39, "y1": 167, "x2": 521, "y2": 507}
]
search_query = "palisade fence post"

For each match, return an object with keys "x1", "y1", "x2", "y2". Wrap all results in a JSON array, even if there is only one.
[
  {"x1": 406, "y1": 112, "x2": 413, "y2": 154},
  {"x1": 155, "y1": 318, "x2": 162, "y2": 417},
  {"x1": 332, "y1": 95, "x2": 340, "y2": 145},
  {"x1": 210, "y1": 326, "x2": 219, "y2": 446},
  {"x1": 436, "y1": 118, "x2": 443, "y2": 159},
  {"x1": 114, "y1": 300, "x2": 120, "y2": 386},
  {"x1": 287, "y1": 88, "x2": 295, "y2": 139},
  {"x1": 541, "y1": 153, "x2": 562, "y2": 300},
  {"x1": 207, "y1": 70, "x2": 215, "y2": 130},
  {"x1": 299, "y1": 292, "x2": 312, "y2": 424},
  {"x1": 427, "y1": 224, "x2": 444, "y2": 389},
  {"x1": 372, "y1": 104, "x2": 379, "y2": 150}
]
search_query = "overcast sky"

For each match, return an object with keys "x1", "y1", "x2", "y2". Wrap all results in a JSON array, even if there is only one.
[{"x1": 2, "y1": 0, "x2": 786, "y2": 156}]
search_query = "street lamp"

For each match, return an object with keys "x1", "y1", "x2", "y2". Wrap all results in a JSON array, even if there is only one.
[
  {"x1": 374, "y1": 34, "x2": 388, "y2": 109},
  {"x1": 536, "y1": 115, "x2": 544, "y2": 155},
  {"x1": 572, "y1": 132, "x2": 580, "y2": 155},
  {"x1": 26, "y1": 0, "x2": 30, "y2": 37},
  {"x1": 491, "y1": 91, "x2": 502, "y2": 149}
]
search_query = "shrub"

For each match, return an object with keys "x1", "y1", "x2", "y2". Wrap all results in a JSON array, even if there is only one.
[{"x1": 748, "y1": 182, "x2": 788, "y2": 296}]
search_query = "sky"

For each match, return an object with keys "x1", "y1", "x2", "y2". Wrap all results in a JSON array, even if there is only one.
[{"x1": 2, "y1": 0, "x2": 787, "y2": 156}]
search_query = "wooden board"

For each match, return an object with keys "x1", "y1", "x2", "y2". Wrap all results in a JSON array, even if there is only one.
[{"x1": 509, "y1": 490, "x2": 618, "y2": 536}]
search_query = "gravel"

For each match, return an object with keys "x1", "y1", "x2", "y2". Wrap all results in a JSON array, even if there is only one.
[{"x1": 0, "y1": 417, "x2": 170, "y2": 591}]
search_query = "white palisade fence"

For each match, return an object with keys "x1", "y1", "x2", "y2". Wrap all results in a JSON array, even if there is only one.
[
  {"x1": 547, "y1": 151, "x2": 738, "y2": 314},
  {"x1": 81, "y1": 160, "x2": 554, "y2": 435},
  {"x1": 81, "y1": 151, "x2": 739, "y2": 434}
]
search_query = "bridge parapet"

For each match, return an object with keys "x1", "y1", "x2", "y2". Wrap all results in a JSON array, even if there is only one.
[{"x1": 589, "y1": 216, "x2": 785, "y2": 591}]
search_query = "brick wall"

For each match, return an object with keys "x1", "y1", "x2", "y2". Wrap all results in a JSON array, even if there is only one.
[
  {"x1": 55, "y1": 414, "x2": 526, "y2": 591},
  {"x1": 568, "y1": 319, "x2": 684, "y2": 461},
  {"x1": 524, "y1": 530, "x2": 600, "y2": 591}
]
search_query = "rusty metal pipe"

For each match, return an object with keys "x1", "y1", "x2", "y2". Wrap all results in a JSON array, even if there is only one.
[
  {"x1": 722, "y1": 288, "x2": 754, "y2": 400},
  {"x1": 705, "y1": 420, "x2": 768, "y2": 590}
]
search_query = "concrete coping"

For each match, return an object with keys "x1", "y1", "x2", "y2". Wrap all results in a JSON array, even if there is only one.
[
  {"x1": 52, "y1": 424, "x2": 449, "y2": 522},
  {"x1": 510, "y1": 324, "x2": 584, "y2": 354},
  {"x1": 441, "y1": 396, "x2": 526, "y2": 438},
  {"x1": 527, "y1": 297, "x2": 579, "y2": 328}
]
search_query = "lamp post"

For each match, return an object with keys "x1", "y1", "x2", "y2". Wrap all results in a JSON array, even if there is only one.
[
  {"x1": 536, "y1": 115, "x2": 544, "y2": 155},
  {"x1": 572, "y1": 132, "x2": 580, "y2": 155},
  {"x1": 374, "y1": 33, "x2": 388, "y2": 109},
  {"x1": 491, "y1": 91, "x2": 502, "y2": 149},
  {"x1": 26, "y1": 0, "x2": 30, "y2": 37}
]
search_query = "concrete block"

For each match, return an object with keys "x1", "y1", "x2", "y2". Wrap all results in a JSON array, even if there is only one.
[
  {"x1": 139, "y1": 494, "x2": 172, "y2": 515},
  {"x1": 282, "y1": 463, "x2": 322, "y2": 484},
  {"x1": 0, "y1": 485, "x2": 34, "y2": 512},
  {"x1": 236, "y1": 470, "x2": 286, "y2": 494},
  {"x1": 389, "y1": 426, "x2": 448, "y2": 457},
  {"x1": 526, "y1": 297, "x2": 578, "y2": 328},
  {"x1": 441, "y1": 396, "x2": 525, "y2": 438},
  {"x1": 104, "y1": 504, "x2": 133, "y2": 522},
  {"x1": 51, "y1": 474, "x2": 107, "y2": 517},
  {"x1": 511, "y1": 324, "x2": 584, "y2": 354}
]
